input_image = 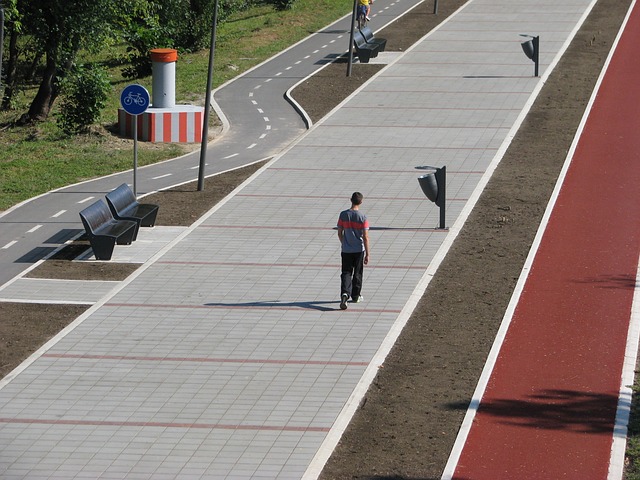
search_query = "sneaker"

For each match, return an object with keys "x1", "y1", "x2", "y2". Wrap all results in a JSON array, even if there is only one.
[
  {"x1": 366, "y1": 15, "x2": 371, "y2": 20},
  {"x1": 353, "y1": 296, "x2": 364, "y2": 303},
  {"x1": 340, "y1": 293, "x2": 349, "y2": 310}
]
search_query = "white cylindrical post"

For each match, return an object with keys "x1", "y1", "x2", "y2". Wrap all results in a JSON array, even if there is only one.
[{"x1": 150, "y1": 48, "x2": 178, "y2": 108}]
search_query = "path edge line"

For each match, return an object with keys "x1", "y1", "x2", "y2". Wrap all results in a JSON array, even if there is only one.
[
  {"x1": 605, "y1": 5, "x2": 640, "y2": 480},
  {"x1": 609, "y1": 250, "x2": 640, "y2": 479}
]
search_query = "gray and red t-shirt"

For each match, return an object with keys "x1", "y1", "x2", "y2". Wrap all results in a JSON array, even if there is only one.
[{"x1": 338, "y1": 209, "x2": 369, "y2": 253}]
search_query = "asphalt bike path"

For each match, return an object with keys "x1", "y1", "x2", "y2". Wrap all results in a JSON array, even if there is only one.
[
  {"x1": 0, "y1": 0, "x2": 421, "y2": 286},
  {"x1": 444, "y1": 1, "x2": 640, "y2": 478},
  {"x1": 0, "y1": 0, "x2": 620, "y2": 478}
]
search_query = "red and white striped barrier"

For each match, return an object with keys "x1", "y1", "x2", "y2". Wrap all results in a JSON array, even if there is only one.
[{"x1": 118, "y1": 106, "x2": 204, "y2": 143}]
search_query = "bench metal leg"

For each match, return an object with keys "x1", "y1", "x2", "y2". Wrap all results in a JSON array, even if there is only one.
[
  {"x1": 140, "y1": 209, "x2": 159, "y2": 227},
  {"x1": 89, "y1": 237, "x2": 117, "y2": 261},
  {"x1": 116, "y1": 225, "x2": 137, "y2": 245}
]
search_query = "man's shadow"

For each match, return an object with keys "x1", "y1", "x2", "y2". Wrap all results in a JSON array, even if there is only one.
[{"x1": 204, "y1": 300, "x2": 340, "y2": 312}]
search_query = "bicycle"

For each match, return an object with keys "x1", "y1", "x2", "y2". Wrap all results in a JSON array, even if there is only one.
[
  {"x1": 356, "y1": 4, "x2": 368, "y2": 29},
  {"x1": 123, "y1": 92, "x2": 147, "y2": 107}
]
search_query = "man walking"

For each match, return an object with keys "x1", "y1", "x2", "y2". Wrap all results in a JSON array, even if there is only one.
[{"x1": 337, "y1": 192, "x2": 370, "y2": 310}]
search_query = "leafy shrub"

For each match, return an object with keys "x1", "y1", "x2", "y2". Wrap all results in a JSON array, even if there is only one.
[
  {"x1": 120, "y1": 0, "x2": 260, "y2": 80},
  {"x1": 57, "y1": 65, "x2": 111, "y2": 135},
  {"x1": 122, "y1": 19, "x2": 172, "y2": 79}
]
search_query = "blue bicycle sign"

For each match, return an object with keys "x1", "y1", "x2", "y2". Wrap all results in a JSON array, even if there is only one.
[
  {"x1": 123, "y1": 92, "x2": 147, "y2": 107},
  {"x1": 120, "y1": 84, "x2": 150, "y2": 116}
]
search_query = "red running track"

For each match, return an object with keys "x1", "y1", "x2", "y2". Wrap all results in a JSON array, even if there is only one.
[{"x1": 450, "y1": 2, "x2": 640, "y2": 479}]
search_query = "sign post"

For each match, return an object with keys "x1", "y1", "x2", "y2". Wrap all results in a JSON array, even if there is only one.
[
  {"x1": 347, "y1": 0, "x2": 357, "y2": 77},
  {"x1": 120, "y1": 84, "x2": 150, "y2": 197}
]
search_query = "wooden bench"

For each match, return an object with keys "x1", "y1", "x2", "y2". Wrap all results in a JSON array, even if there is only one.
[
  {"x1": 79, "y1": 200, "x2": 137, "y2": 260},
  {"x1": 105, "y1": 183, "x2": 159, "y2": 241},
  {"x1": 360, "y1": 25, "x2": 386, "y2": 52},
  {"x1": 353, "y1": 30, "x2": 379, "y2": 63}
]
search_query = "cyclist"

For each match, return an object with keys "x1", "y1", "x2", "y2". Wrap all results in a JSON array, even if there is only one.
[{"x1": 357, "y1": 0, "x2": 371, "y2": 25}]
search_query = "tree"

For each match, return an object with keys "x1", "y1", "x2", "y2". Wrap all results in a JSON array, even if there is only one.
[
  {"x1": 122, "y1": 0, "x2": 219, "y2": 80},
  {"x1": 0, "y1": 0, "x2": 19, "y2": 109},
  {"x1": 19, "y1": 0, "x2": 146, "y2": 123}
]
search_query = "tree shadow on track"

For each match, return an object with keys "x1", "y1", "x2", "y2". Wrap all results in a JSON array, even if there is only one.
[
  {"x1": 449, "y1": 389, "x2": 619, "y2": 434},
  {"x1": 574, "y1": 273, "x2": 638, "y2": 290}
]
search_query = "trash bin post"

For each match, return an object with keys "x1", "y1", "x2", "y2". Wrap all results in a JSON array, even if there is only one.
[{"x1": 417, "y1": 165, "x2": 446, "y2": 229}]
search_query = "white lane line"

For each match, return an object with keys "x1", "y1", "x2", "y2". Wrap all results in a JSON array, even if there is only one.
[
  {"x1": 295, "y1": 60, "x2": 302, "y2": 65},
  {"x1": 51, "y1": 210, "x2": 66, "y2": 218},
  {"x1": 286, "y1": 66, "x2": 292, "y2": 70},
  {"x1": 2, "y1": 240, "x2": 18, "y2": 249},
  {"x1": 249, "y1": 92, "x2": 254, "y2": 97},
  {"x1": 247, "y1": 143, "x2": 257, "y2": 149},
  {"x1": 259, "y1": 133, "x2": 267, "y2": 139},
  {"x1": 152, "y1": 173, "x2": 172, "y2": 180},
  {"x1": 330, "y1": 40, "x2": 336, "y2": 44},
  {"x1": 304, "y1": 55, "x2": 311, "y2": 59},
  {"x1": 254, "y1": 84, "x2": 262, "y2": 90},
  {"x1": 266, "y1": 125, "x2": 272, "y2": 130},
  {"x1": 313, "y1": 50, "x2": 320, "y2": 54},
  {"x1": 224, "y1": 153, "x2": 239, "y2": 159},
  {"x1": 257, "y1": 108, "x2": 264, "y2": 114},
  {"x1": 610, "y1": 255, "x2": 640, "y2": 480},
  {"x1": 27, "y1": 225, "x2": 43, "y2": 233},
  {"x1": 275, "y1": 72, "x2": 282, "y2": 76},
  {"x1": 77, "y1": 196, "x2": 94, "y2": 204},
  {"x1": 263, "y1": 117, "x2": 270, "y2": 122},
  {"x1": 265, "y1": 78, "x2": 272, "y2": 83},
  {"x1": 252, "y1": 100, "x2": 258, "y2": 105}
]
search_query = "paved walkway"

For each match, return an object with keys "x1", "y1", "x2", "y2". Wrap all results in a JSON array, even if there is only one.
[{"x1": 0, "y1": 1, "x2": 619, "y2": 479}]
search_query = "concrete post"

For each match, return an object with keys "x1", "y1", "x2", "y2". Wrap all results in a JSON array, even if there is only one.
[{"x1": 150, "y1": 48, "x2": 178, "y2": 108}]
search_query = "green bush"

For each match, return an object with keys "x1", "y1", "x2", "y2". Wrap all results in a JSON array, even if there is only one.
[
  {"x1": 122, "y1": 21, "x2": 171, "y2": 79},
  {"x1": 122, "y1": 0, "x2": 221, "y2": 80},
  {"x1": 57, "y1": 65, "x2": 112, "y2": 135}
]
